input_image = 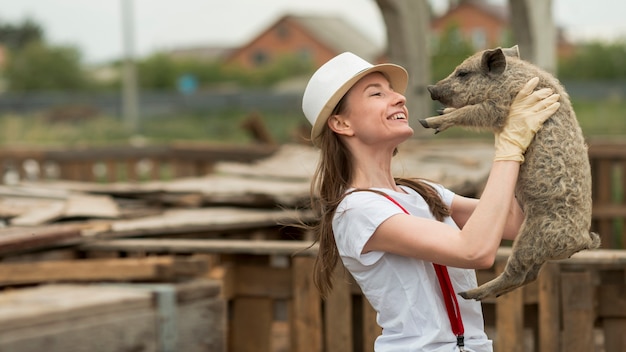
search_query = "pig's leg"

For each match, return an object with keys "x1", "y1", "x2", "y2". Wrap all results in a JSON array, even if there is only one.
[
  {"x1": 419, "y1": 103, "x2": 504, "y2": 133},
  {"x1": 459, "y1": 221, "x2": 540, "y2": 300},
  {"x1": 459, "y1": 249, "x2": 541, "y2": 300}
]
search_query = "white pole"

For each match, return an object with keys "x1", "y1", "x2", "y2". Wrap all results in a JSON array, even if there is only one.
[{"x1": 121, "y1": 0, "x2": 140, "y2": 133}]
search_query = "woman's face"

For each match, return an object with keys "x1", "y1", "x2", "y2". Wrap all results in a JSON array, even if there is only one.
[{"x1": 330, "y1": 72, "x2": 412, "y2": 147}]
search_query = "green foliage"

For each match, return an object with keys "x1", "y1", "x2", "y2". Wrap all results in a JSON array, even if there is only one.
[
  {"x1": 137, "y1": 53, "x2": 179, "y2": 89},
  {"x1": 0, "y1": 18, "x2": 43, "y2": 51},
  {"x1": 127, "y1": 53, "x2": 314, "y2": 91},
  {"x1": 431, "y1": 23, "x2": 475, "y2": 81},
  {"x1": 558, "y1": 40, "x2": 626, "y2": 80},
  {"x1": 5, "y1": 41, "x2": 88, "y2": 92},
  {"x1": 236, "y1": 54, "x2": 315, "y2": 87}
]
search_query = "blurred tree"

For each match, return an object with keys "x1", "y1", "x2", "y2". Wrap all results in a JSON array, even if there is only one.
[
  {"x1": 134, "y1": 53, "x2": 314, "y2": 90},
  {"x1": 137, "y1": 53, "x2": 178, "y2": 89},
  {"x1": 430, "y1": 23, "x2": 475, "y2": 81},
  {"x1": 5, "y1": 41, "x2": 87, "y2": 91},
  {"x1": 0, "y1": 18, "x2": 43, "y2": 51}
]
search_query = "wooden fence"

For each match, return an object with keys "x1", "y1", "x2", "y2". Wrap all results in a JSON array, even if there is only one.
[
  {"x1": 588, "y1": 141, "x2": 626, "y2": 249},
  {"x1": 81, "y1": 239, "x2": 626, "y2": 352},
  {"x1": 0, "y1": 142, "x2": 276, "y2": 183}
]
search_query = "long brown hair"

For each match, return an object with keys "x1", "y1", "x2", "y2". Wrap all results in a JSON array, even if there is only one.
[{"x1": 308, "y1": 120, "x2": 450, "y2": 299}]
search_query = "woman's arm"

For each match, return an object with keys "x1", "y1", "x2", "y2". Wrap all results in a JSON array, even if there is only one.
[
  {"x1": 363, "y1": 160, "x2": 520, "y2": 269},
  {"x1": 450, "y1": 192, "x2": 524, "y2": 241}
]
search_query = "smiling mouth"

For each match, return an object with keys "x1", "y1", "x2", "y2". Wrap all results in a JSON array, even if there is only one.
[{"x1": 388, "y1": 113, "x2": 407, "y2": 120}]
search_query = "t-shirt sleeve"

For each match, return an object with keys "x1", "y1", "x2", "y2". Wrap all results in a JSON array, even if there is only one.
[{"x1": 333, "y1": 192, "x2": 404, "y2": 266}]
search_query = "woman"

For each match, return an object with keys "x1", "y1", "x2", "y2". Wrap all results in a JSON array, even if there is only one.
[{"x1": 301, "y1": 52, "x2": 559, "y2": 351}]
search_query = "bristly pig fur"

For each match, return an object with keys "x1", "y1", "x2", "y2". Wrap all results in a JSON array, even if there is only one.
[{"x1": 420, "y1": 45, "x2": 601, "y2": 300}]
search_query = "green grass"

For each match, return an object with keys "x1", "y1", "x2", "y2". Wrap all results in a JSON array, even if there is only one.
[
  {"x1": 573, "y1": 98, "x2": 626, "y2": 139},
  {"x1": 0, "y1": 98, "x2": 624, "y2": 147}
]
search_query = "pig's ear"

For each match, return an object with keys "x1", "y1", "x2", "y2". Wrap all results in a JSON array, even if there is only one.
[
  {"x1": 502, "y1": 45, "x2": 520, "y2": 58},
  {"x1": 480, "y1": 48, "x2": 506, "y2": 76}
]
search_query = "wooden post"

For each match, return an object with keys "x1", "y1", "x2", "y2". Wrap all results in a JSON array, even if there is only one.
[
  {"x1": 291, "y1": 256, "x2": 322, "y2": 352},
  {"x1": 599, "y1": 284, "x2": 626, "y2": 352},
  {"x1": 231, "y1": 297, "x2": 273, "y2": 352},
  {"x1": 538, "y1": 262, "x2": 561, "y2": 352},
  {"x1": 494, "y1": 260, "x2": 524, "y2": 352},
  {"x1": 324, "y1": 265, "x2": 353, "y2": 352},
  {"x1": 561, "y1": 271, "x2": 595, "y2": 352},
  {"x1": 361, "y1": 298, "x2": 381, "y2": 352},
  {"x1": 595, "y1": 159, "x2": 615, "y2": 247}
]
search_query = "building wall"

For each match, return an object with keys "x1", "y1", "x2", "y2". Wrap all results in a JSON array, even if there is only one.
[
  {"x1": 431, "y1": 4, "x2": 508, "y2": 50},
  {"x1": 227, "y1": 17, "x2": 336, "y2": 70}
]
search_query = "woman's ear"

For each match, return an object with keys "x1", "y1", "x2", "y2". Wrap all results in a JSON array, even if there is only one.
[{"x1": 328, "y1": 115, "x2": 354, "y2": 136}]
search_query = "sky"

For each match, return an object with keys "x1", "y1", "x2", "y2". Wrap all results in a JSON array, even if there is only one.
[{"x1": 1, "y1": 0, "x2": 625, "y2": 65}]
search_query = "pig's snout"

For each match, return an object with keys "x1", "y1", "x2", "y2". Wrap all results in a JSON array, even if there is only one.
[{"x1": 427, "y1": 85, "x2": 440, "y2": 101}]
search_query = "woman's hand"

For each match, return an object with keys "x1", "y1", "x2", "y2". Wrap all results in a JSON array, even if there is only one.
[{"x1": 494, "y1": 77, "x2": 560, "y2": 163}]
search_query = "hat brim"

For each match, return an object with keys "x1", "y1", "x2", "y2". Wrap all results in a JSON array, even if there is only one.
[{"x1": 310, "y1": 63, "x2": 408, "y2": 146}]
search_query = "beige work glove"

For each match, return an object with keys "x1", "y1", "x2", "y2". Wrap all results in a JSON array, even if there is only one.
[{"x1": 494, "y1": 77, "x2": 561, "y2": 163}]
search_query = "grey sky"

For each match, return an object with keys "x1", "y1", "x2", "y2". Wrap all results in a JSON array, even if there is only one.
[{"x1": 0, "y1": 0, "x2": 624, "y2": 64}]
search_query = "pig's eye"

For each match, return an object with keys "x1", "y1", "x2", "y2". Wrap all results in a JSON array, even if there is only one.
[{"x1": 455, "y1": 70, "x2": 469, "y2": 78}]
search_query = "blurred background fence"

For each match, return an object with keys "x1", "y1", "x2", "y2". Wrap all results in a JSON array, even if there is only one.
[{"x1": 0, "y1": 80, "x2": 623, "y2": 118}]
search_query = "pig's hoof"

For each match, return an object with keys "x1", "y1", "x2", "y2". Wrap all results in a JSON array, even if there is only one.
[{"x1": 418, "y1": 119, "x2": 429, "y2": 128}]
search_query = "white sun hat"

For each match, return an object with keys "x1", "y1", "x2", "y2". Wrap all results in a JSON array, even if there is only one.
[{"x1": 302, "y1": 52, "x2": 408, "y2": 147}]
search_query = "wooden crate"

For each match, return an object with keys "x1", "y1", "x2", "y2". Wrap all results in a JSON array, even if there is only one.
[{"x1": 0, "y1": 279, "x2": 225, "y2": 352}]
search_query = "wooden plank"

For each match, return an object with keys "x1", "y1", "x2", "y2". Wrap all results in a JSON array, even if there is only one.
[
  {"x1": 591, "y1": 204, "x2": 626, "y2": 218},
  {"x1": 494, "y1": 258, "x2": 524, "y2": 352},
  {"x1": 0, "y1": 224, "x2": 83, "y2": 256},
  {"x1": 291, "y1": 256, "x2": 321, "y2": 352},
  {"x1": 0, "y1": 185, "x2": 119, "y2": 226},
  {"x1": 126, "y1": 159, "x2": 138, "y2": 181},
  {"x1": 496, "y1": 247, "x2": 626, "y2": 267},
  {"x1": 621, "y1": 159, "x2": 626, "y2": 249},
  {"x1": 603, "y1": 319, "x2": 626, "y2": 352},
  {"x1": 598, "y1": 284, "x2": 626, "y2": 318},
  {"x1": 231, "y1": 297, "x2": 272, "y2": 352},
  {"x1": 82, "y1": 239, "x2": 317, "y2": 256},
  {"x1": 538, "y1": 262, "x2": 561, "y2": 352},
  {"x1": 235, "y1": 265, "x2": 291, "y2": 299},
  {"x1": 84, "y1": 240, "x2": 624, "y2": 266},
  {"x1": 361, "y1": 298, "x2": 380, "y2": 352},
  {"x1": 95, "y1": 207, "x2": 313, "y2": 238},
  {"x1": 0, "y1": 284, "x2": 151, "y2": 331},
  {"x1": 588, "y1": 141, "x2": 626, "y2": 158},
  {"x1": 595, "y1": 159, "x2": 615, "y2": 248},
  {"x1": 209, "y1": 263, "x2": 235, "y2": 300},
  {"x1": 598, "y1": 284, "x2": 626, "y2": 352},
  {"x1": 561, "y1": 271, "x2": 595, "y2": 352},
  {"x1": 105, "y1": 159, "x2": 117, "y2": 182},
  {"x1": 0, "y1": 256, "x2": 208, "y2": 285},
  {"x1": 325, "y1": 264, "x2": 353, "y2": 352}
]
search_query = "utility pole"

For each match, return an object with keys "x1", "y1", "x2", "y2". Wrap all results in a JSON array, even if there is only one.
[
  {"x1": 376, "y1": 0, "x2": 432, "y2": 136},
  {"x1": 121, "y1": 0, "x2": 140, "y2": 134}
]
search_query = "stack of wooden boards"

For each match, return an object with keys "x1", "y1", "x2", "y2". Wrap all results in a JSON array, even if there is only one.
[{"x1": 0, "y1": 140, "x2": 495, "y2": 352}]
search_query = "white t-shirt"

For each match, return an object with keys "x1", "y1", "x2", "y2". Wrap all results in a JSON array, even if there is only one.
[{"x1": 333, "y1": 184, "x2": 493, "y2": 352}]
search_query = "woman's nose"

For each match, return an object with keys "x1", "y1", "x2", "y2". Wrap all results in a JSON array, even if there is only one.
[{"x1": 393, "y1": 92, "x2": 406, "y2": 106}]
